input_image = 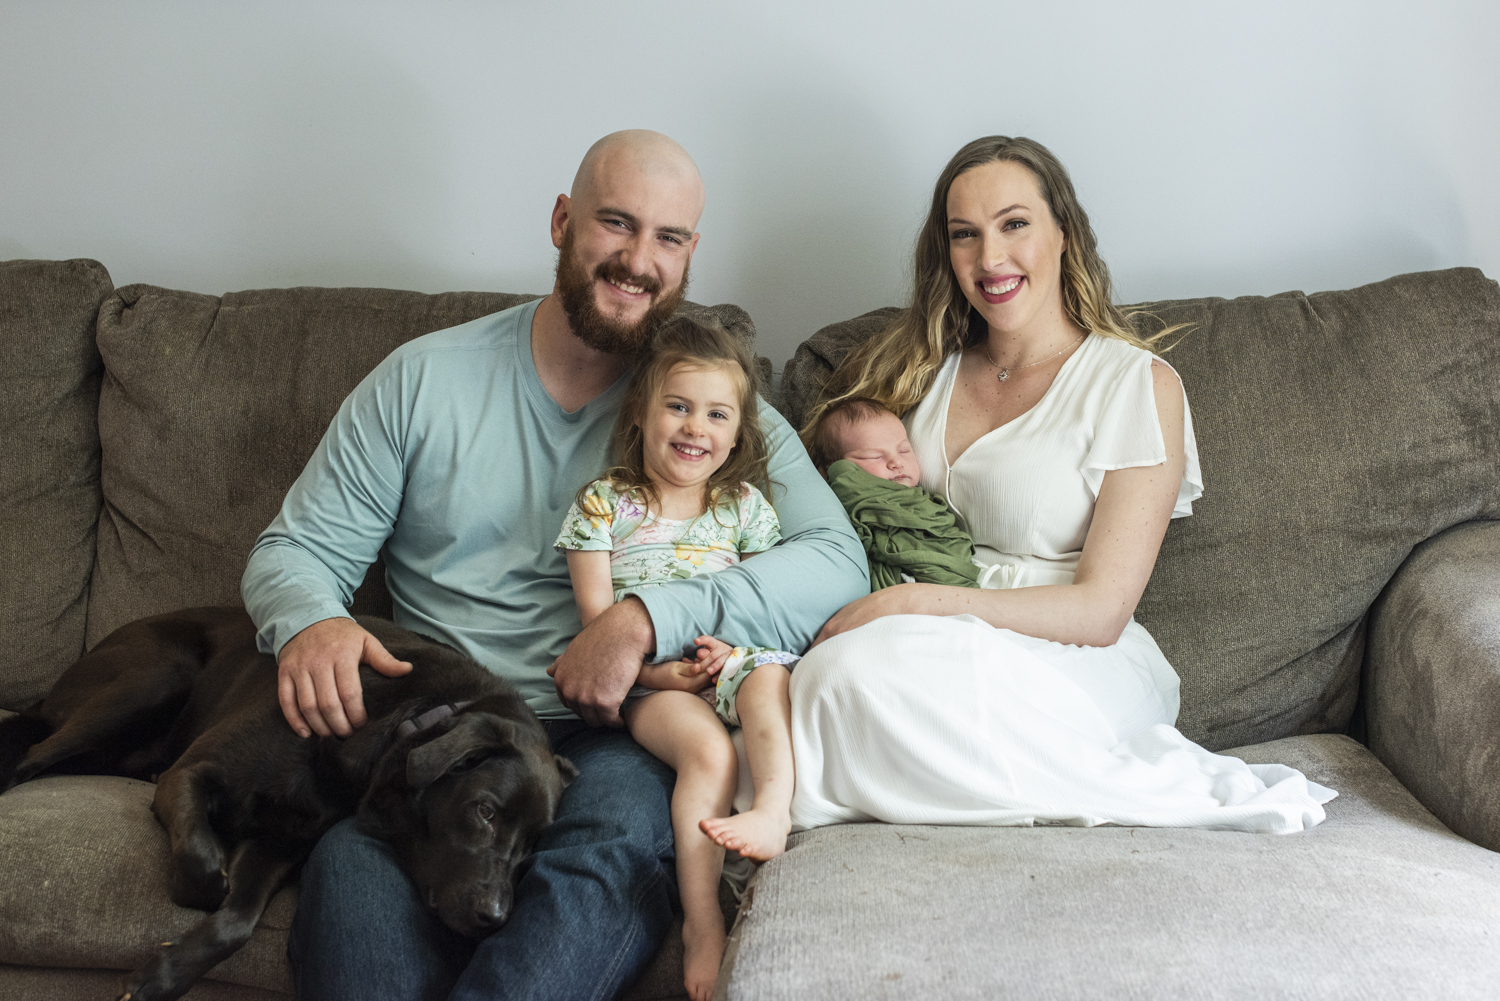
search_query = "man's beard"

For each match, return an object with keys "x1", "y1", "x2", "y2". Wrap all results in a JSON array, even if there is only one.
[{"x1": 554, "y1": 225, "x2": 690, "y2": 356}]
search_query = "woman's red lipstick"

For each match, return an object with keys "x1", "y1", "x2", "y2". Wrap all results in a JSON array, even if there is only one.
[{"x1": 977, "y1": 274, "x2": 1024, "y2": 304}]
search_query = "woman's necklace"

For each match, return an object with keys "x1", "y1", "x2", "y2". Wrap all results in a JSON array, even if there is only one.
[{"x1": 982, "y1": 331, "x2": 1087, "y2": 382}]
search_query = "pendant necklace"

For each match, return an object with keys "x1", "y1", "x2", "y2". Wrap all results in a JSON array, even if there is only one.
[{"x1": 982, "y1": 332, "x2": 1087, "y2": 382}]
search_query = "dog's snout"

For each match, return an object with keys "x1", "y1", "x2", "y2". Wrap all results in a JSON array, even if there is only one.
[{"x1": 474, "y1": 898, "x2": 508, "y2": 931}]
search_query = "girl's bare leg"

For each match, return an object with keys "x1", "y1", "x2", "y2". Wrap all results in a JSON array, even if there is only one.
[
  {"x1": 699, "y1": 665, "x2": 794, "y2": 861},
  {"x1": 624, "y1": 692, "x2": 737, "y2": 1001}
]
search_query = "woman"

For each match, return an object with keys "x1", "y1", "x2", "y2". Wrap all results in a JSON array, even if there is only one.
[{"x1": 790, "y1": 137, "x2": 1333, "y2": 833}]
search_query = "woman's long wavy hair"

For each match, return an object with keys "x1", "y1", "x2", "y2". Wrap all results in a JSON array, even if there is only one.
[
  {"x1": 803, "y1": 136, "x2": 1183, "y2": 437},
  {"x1": 591, "y1": 315, "x2": 772, "y2": 521}
]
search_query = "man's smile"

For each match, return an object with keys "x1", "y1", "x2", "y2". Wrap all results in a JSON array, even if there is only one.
[{"x1": 605, "y1": 276, "x2": 648, "y2": 297}]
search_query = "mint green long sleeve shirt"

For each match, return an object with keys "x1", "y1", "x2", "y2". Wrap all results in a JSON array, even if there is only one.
[{"x1": 241, "y1": 299, "x2": 869, "y2": 719}]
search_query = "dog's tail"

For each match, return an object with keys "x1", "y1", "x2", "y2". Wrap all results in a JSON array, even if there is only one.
[{"x1": 0, "y1": 712, "x2": 51, "y2": 791}]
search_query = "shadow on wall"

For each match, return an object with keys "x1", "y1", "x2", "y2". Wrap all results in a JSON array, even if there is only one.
[
  {"x1": 704, "y1": 81, "x2": 920, "y2": 365},
  {"x1": 0, "y1": 239, "x2": 30, "y2": 261}
]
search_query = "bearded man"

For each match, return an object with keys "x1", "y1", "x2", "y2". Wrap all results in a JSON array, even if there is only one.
[{"x1": 240, "y1": 131, "x2": 866, "y2": 1000}]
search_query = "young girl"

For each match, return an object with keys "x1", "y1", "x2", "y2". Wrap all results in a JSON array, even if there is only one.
[{"x1": 553, "y1": 316, "x2": 798, "y2": 1001}]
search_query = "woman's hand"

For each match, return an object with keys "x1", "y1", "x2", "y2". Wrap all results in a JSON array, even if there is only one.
[{"x1": 813, "y1": 583, "x2": 972, "y2": 647}]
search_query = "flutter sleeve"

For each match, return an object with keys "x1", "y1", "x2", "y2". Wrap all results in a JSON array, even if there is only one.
[
  {"x1": 736, "y1": 483, "x2": 783, "y2": 553},
  {"x1": 1080, "y1": 351, "x2": 1204, "y2": 518},
  {"x1": 553, "y1": 479, "x2": 619, "y2": 551}
]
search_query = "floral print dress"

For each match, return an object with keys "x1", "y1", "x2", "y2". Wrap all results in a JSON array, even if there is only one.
[{"x1": 554, "y1": 478, "x2": 798, "y2": 725}]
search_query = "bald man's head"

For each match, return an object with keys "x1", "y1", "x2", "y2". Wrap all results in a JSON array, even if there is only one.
[
  {"x1": 549, "y1": 131, "x2": 704, "y2": 355},
  {"x1": 570, "y1": 130, "x2": 704, "y2": 223}
]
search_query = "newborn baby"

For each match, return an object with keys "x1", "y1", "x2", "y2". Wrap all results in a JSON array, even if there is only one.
[{"x1": 807, "y1": 397, "x2": 981, "y2": 590}]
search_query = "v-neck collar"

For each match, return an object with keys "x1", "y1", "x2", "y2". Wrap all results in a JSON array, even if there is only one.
[
  {"x1": 516, "y1": 298, "x2": 633, "y2": 425},
  {"x1": 938, "y1": 333, "x2": 1095, "y2": 474}
]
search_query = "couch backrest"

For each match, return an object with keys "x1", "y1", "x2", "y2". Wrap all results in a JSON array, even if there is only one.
[
  {"x1": 779, "y1": 268, "x2": 1500, "y2": 750},
  {"x1": 85, "y1": 283, "x2": 756, "y2": 652},
  {"x1": 0, "y1": 260, "x2": 114, "y2": 711}
]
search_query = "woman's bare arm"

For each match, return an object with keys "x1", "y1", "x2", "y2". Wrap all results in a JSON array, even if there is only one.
[{"x1": 815, "y1": 361, "x2": 1186, "y2": 648}]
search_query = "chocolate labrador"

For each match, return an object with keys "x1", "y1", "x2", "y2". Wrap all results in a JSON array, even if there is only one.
[{"x1": 0, "y1": 606, "x2": 576, "y2": 1001}]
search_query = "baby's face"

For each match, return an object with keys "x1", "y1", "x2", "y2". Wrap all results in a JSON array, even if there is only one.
[{"x1": 835, "y1": 411, "x2": 921, "y2": 487}]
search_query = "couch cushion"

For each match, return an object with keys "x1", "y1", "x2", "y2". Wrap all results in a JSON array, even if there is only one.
[
  {"x1": 721, "y1": 733, "x2": 1500, "y2": 1001},
  {"x1": 777, "y1": 270, "x2": 1500, "y2": 749},
  {"x1": 0, "y1": 259, "x2": 113, "y2": 711},
  {"x1": 777, "y1": 306, "x2": 899, "y2": 430},
  {"x1": 85, "y1": 285, "x2": 754, "y2": 648},
  {"x1": 0, "y1": 963, "x2": 287, "y2": 1000},
  {"x1": 1131, "y1": 268, "x2": 1500, "y2": 747},
  {"x1": 1365, "y1": 518, "x2": 1500, "y2": 852},
  {"x1": 0, "y1": 775, "x2": 294, "y2": 993}
]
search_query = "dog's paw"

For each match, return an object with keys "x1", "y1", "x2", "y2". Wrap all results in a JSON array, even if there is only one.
[
  {"x1": 119, "y1": 945, "x2": 191, "y2": 1001},
  {"x1": 118, "y1": 969, "x2": 163, "y2": 1001}
]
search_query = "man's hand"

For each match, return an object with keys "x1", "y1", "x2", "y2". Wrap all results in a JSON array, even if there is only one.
[
  {"x1": 548, "y1": 597, "x2": 657, "y2": 727},
  {"x1": 277, "y1": 617, "x2": 413, "y2": 738}
]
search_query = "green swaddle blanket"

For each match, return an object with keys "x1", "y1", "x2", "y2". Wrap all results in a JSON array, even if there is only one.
[{"x1": 825, "y1": 459, "x2": 982, "y2": 591}]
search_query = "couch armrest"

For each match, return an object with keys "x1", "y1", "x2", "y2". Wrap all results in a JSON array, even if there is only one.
[{"x1": 1365, "y1": 519, "x2": 1500, "y2": 851}]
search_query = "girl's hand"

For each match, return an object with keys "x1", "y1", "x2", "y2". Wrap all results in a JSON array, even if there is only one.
[
  {"x1": 812, "y1": 583, "x2": 962, "y2": 647},
  {"x1": 691, "y1": 635, "x2": 734, "y2": 677},
  {"x1": 638, "y1": 658, "x2": 714, "y2": 693}
]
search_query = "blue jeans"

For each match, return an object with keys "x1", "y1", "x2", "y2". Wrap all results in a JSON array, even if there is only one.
[{"x1": 288, "y1": 721, "x2": 678, "y2": 1001}]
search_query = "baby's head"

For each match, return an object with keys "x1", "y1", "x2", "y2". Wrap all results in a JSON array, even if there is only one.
[
  {"x1": 610, "y1": 316, "x2": 771, "y2": 505},
  {"x1": 809, "y1": 397, "x2": 921, "y2": 487}
]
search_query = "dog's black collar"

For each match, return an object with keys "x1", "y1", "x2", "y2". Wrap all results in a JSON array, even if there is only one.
[{"x1": 397, "y1": 701, "x2": 474, "y2": 739}]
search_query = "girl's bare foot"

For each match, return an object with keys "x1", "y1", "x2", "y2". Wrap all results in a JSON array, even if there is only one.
[
  {"x1": 682, "y1": 911, "x2": 727, "y2": 1001},
  {"x1": 699, "y1": 808, "x2": 791, "y2": 862}
]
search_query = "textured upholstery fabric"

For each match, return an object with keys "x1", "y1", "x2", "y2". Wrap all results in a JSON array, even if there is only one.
[
  {"x1": 0, "y1": 259, "x2": 112, "y2": 711},
  {"x1": 1128, "y1": 269, "x2": 1499, "y2": 748},
  {"x1": 720, "y1": 734, "x2": 1500, "y2": 1001},
  {"x1": 777, "y1": 306, "x2": 899, "y2": 429},
  {"x1": 776, "y1": 270, "x2": 1500, "y2": 750},
  {"x1": 85, "y1": 284, "x2": 755, "y2": 649},
  {"x1": 0, "y1": 963, "x2": 288, "y2": 1000},
  {"x1": 0, "y1": 775, "x2": 295, "y2": 993},
  {"x1": 1365, "y1": 518, "x2": 1500, "y2": 852}
]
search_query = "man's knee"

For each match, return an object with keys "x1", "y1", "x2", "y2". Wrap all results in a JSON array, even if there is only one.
[
  {"x1": 528, "y1": 729, "x2": 678, "y2": 889},
  {"x1": 298, "y1": 816, "x2": 414, "y2": 916}
]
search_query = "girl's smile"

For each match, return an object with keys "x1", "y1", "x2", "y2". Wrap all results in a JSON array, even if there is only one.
[{"x1": 641, "y1": 362, "x2": 742, "y2": 518}]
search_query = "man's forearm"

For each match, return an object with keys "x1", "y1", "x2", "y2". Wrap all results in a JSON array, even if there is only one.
[
  {"x1": 242, "y1": 364, "x2": 407, "y2": 657},
  {"x1": 242, "y1": 535, "x2": 361, "y2": 657},
  {"x1": 636, "y1": 402, "x2": 869, "y2": 659}
]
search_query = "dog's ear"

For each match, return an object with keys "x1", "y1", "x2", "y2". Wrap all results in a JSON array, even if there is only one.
[
  {"x1": 406, "y1": 714, "x2": 521, "y2": 791},
  {"x1": 554, "y1": 755, "x2": 579, "y2": 787}
]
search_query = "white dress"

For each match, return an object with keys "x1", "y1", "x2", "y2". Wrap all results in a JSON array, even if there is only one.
[{"x1": 788, "y1": 335, "x2": 1336, "y2": 833}]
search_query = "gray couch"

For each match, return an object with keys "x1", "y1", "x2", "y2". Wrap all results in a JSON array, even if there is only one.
[{"x1": 1, "y1": 260, "x2": 1497, "y2": 1000}]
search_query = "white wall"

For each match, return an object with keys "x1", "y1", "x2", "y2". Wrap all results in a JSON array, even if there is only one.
[{"x1": 3, "y1": 0, "x2": 1496, "y2": 368}]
